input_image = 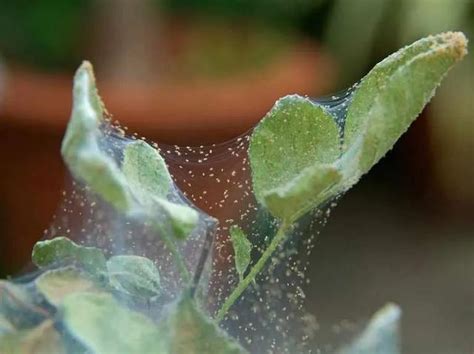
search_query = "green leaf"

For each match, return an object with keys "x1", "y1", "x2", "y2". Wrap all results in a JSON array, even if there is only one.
[
  {"x1": 229, "y1": 226, "x2": 252, "y2": 281},
  {"x1": 122, "y1": 141, "x2": 199, "y2": 239},
  {"x1": 61, "y1": 292, "x2": 166, "y2": 354},
  {"x1": 107, "y1": 255, "x2": 161, "y2": 299},
  {"x1": 249, "y1": 95, "x2": 341, "y2": 222},
  {"x1": 343, "y1": 32, "x2": 468, "y2": 178},
  {"x1": 164, "y1": 296, "x2": 247, "y2": 354},
  {"x1": 61, "y1": 61, "x2": 132, "y2": 212},
  {"x1": 338, "y1": 303, "x2": 401, "y2": 354},
  {"x1": 35, "y1": 267, "x2": 101, "y2": 307},
  {"x1": 154, "y1": 198, "x2": 199, "y2": 239},
  {"x1": 262, "y1": 163, "x2": 342, "y2": 222},
  {"x1": 249, "y1": 33, "x2": 467, "y2": 223},
  {"x1": 61, "y1": 62, "x2": 199, "y2": 240},
  {"x1": 0, "y1": 320, "x2": 66, "y2": 354},
  {"x1": 32, "y1": 237, "x2": 107, "y2": 274},
  {"x1": 122, "y1": 140, "x2": 172, "y2": 205}
]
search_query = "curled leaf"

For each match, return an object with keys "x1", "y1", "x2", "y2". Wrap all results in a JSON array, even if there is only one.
[
  {"x1": 61, "y1": 61, "x2": 132, "y2": 212},
  {"x1": 107, "y1": 255, "x2": 161, "y2": 299},
  {"x1": 229, "y1": 226, "x2": 252, "y2": 281},
  {"x1": 62, "y1": 63, "x2": 199, "y2": 240},
  {"x1": 32, "y1": 237, "x2": 107, "y2": 274}
]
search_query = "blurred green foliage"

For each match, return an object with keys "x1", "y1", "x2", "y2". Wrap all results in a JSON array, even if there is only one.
[
  {"x1": 160, "y1": 0, "x2": 324, "y2": 27},
  {"x1": 0, "y1": 0, "x2": 92, "y2": 70},
  {"x1": 324, "y1": 0, "x2": 474, "y2": 88}
]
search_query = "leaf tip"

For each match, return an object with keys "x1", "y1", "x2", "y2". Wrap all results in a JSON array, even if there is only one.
[{"x1": 431, "y1": 31, "x2": 468, "y2": 61}]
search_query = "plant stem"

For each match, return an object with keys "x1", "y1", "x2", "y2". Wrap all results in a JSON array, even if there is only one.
[
  {"x1": 155, "y1": 223, "x2": 191, "y2": 283},
  {"x1": 190, "y1": 226, "x2": 215, "y2": 298},
  {"x1": 215, "y1": 222, "x2": 289, "y2": 322}
]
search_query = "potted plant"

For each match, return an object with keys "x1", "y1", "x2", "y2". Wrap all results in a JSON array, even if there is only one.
[{"x1": 0, "y1": 32, "x2": 467, "y2": 352}]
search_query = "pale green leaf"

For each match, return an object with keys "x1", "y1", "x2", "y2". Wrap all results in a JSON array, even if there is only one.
[
  {"x1": 61, "y1": 62, "x2": 198, "y2": 240},
  {"x1": 61, "y1": 61, "x2": 132, "y2": 212},
  {"x1": 249, "y1": 95, "x2": 341, "y2": 222},
  {"x1": 154, "y1": 198, "x2": 199, "y2": 239},
  {"x1": 35, "y1": 267, "x2": 101, "y2": 307},
  {"x1": 343, "y1": 32, "x2": 468, "y2": 178},
  {"x1": 61, "y1": 292, "x2": 166, "y2": 354},
  {"x1": 164, "y1": 296, "x2": 247, "y2": 354},
  {"x1": 122, "y1": 141, "x2": 199, "y2": 239},
  {"x1": 338, "y1": 303, "x2": 401, "y2": 354},
  {"x1": 107, "y1": 255, "x2": 161, "y2": 299},
  {"x1": 122, "y1": 140, "x2": 172, "y2": 205},
  {"x1": 0, "y1": 320, "x2": 66, "y2": 354},
  {"x1": 229, "y1": 226, "x2": 252, "y2": 281},
  {"x1": 263, "y1": 163, "x2": 342, "y2": 222},
  {"x1": 32, "y1": 237, "x2": 107, "y2": 274}
]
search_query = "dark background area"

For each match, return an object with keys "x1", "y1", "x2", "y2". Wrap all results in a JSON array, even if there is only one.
[{"x1": 0, "y1": 1, "x2": 472, "y2": 353}]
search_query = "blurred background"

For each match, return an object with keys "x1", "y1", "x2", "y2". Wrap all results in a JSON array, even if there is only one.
[{"x1": 0, "y1": 0, "x2": 472, "y2": 353}]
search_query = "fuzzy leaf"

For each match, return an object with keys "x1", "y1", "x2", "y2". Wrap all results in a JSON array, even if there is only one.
[
  {"x1": 122, "y1": 140, "x2": 172, "y2": 204},
  {"x1": 107, "y1": 255, "x2": 161, "y2": 299},
  {"x1": 338, "y1": 303, "x2": 401, "y2": 354},
  {"x1": 32, "y1": 237, "x2": 107, "y2": 274},
  {"x1": 229, "y1": 226, "x2": 252, "y2": 280},
  {"x1": 249, "y1": 95, "x2": 341, "y2": 222},
  {"x1": 263, "y1": 163, "x2": 342, "y2": 222},
  {"x1": 35, "y1": 267, "x2": 101, "y2": 307},
  {"x1": 164, "y1": 296, "x2": 247, "y2": 354},
  {"x1": 61, "y1": 292, "x2": 166, "y2": 354},
  {"x1": 343, "y1": 32, "x2": 468, "y2": 179},
  {"x1": 61, "y1": 61, "x2": 132, "y2": 212},
  {"x1": 0, "y1": 320, "x2": 66, "y2": 354},
  {"x1": 154, "y1": 198, "x2": 199, "y2": 239},
  {"x1": 122, "y1": 141, "x2": 199, "y2": 239},
  {"x1": 61, "y1": 63, "x2": 198, "y2": 240}
]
